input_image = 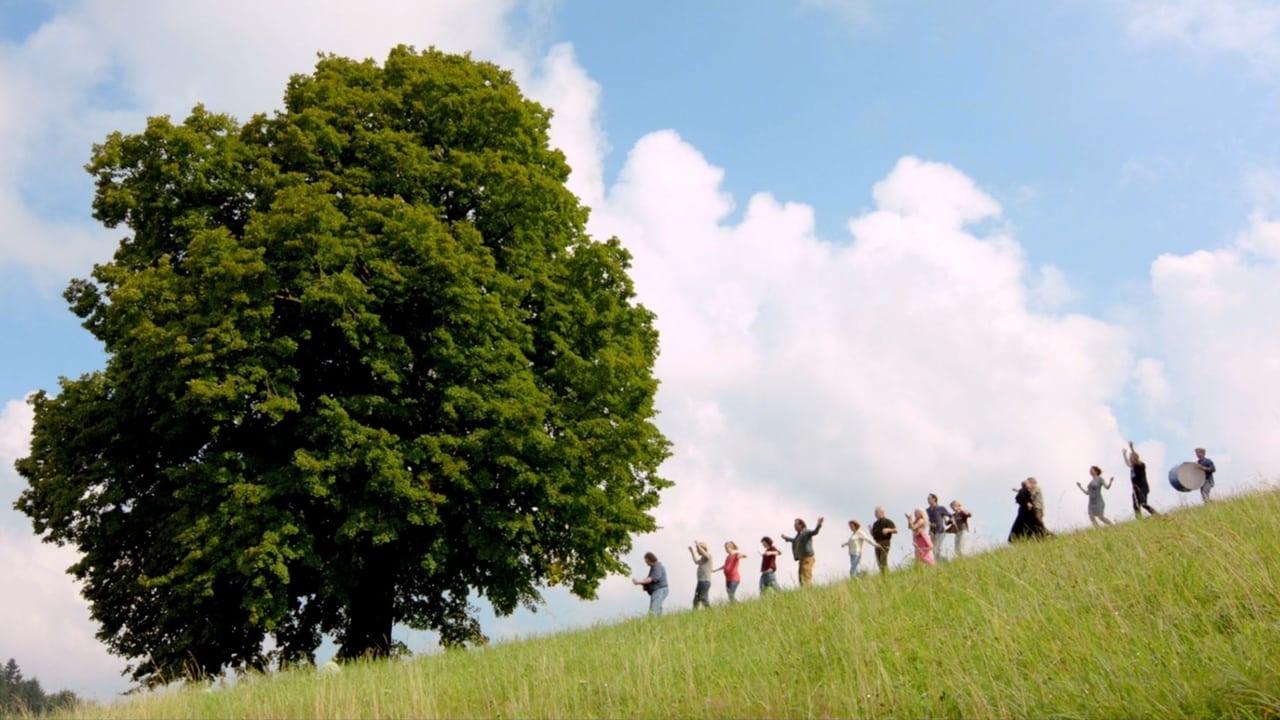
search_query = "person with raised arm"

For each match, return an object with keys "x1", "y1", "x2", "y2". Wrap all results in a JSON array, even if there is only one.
[
  {"x1": 1077, "y1": 466, "x2": 1115, "y2": 527},
  {"x1": 1122, "y1": 441, "x2": 1157, "y2": 518},
  {"x1": 714, "y1": 541, "x2": 749, "y2": 603},
  {"x1": 925, "y1": 494, "x2": 953, "y2": 562},
  {"x1": 840, "y1": 519, "x2": 877, "y2": 577},
  {"x1": 781, "y1": 517, "x2": 825, "y2": 587},
  {"x1": 906, "y1": 508, "x2": 935, "y2": 566},
  {"x1": 948, "y1": 500, "x2": 972, "y2": 557},
  {"x1": 759, "y1": 537, "x2": 782, "y2": 594},
  {"x1": 688, "y1": 540, "x2": 713, "y2": 608}
]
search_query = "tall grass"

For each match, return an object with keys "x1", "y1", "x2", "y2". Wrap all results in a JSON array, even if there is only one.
[{"x1": 68, "y1": 489, "x2": 1280, "y2": 719}]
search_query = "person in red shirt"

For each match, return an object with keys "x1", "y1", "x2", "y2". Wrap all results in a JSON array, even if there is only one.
[
  {"x1": 759, "y1": 537, "x2": 782, "y2": 594},
  {"x1": 715, "y1": 541, "x2": 749, "y2": 603}
]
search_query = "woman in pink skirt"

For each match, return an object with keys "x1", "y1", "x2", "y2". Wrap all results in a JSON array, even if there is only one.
[{"x1": 906, "y1": 508, "x2": 935, "y2": 566}]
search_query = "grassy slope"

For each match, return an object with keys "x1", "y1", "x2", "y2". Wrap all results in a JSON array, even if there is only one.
[{"x1": 74, "y1": 489, "x2": 1280, "y2": 719}]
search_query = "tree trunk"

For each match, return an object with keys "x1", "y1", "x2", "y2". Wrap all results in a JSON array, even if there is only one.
[{"x1": 337, "y1": 552, "x2": 394, "y2": 661}]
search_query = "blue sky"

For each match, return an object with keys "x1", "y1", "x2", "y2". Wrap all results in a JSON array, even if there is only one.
[{"x1": 2, "y1": 0, "x2": 1280, "y2": 701}]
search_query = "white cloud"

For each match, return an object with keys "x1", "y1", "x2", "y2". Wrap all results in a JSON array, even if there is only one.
[
  {"x1": 0, "y1": 0, "x2": 522, "y2": 282},
  {"x1": 1123, "y1": 0, "x2": 1280, "y2": 71},
  {"x1": 1031, "y1": 264, "x2": 1078, "y2": 311},
  {"x1": 0, "y1": 397, "x2": 126, "y2": 699},
  {"x1": 591, "y1": 140, "x2": 1138, "y2": 597},
  {"x1": 6, "y1": 0, "x2": 1280, "y2": 703},
  {"x1": 1145, "y1": 209, "x2": 1280, "y2": 484},
  {"x1": 521, "y1": 43, "x2": 609, "y2": 212}
]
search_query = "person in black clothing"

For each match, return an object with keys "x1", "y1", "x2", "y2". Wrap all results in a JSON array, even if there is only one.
[
  {"x1": 1009, "y1": 477, "x2": 1048, "y2": 542},
  {"x1": 870, "y1": 506, "x2": 898, "y2": 575},
  {"x1": 1122, "y1": 441, "x2": 1157, "y2": 518}
]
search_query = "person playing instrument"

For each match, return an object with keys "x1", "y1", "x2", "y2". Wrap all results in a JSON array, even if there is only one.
[
  {"x1": 632, "y1": 552, "x2": 668, "y2": 616},
  {"x1": 1195, "y1": 447, "x2": 1216, "y2": 504}
]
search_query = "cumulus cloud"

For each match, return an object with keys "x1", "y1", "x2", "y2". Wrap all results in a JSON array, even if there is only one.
[
  {"x1": 0, "y1": 398, "x2": 126, "y2": 699},
  {"x1": 1145, "y1": 208, "x2": 1280, "y2": 484},
  {"x1": 6, "y1": 0, "x2": 1280, "y2": 704},
  {"x1": 0, "y1": 0, "x2": 523, "y2": 283},
  {"x1": 590, "y1": 142, "x2": 1138, "y2": 599}
]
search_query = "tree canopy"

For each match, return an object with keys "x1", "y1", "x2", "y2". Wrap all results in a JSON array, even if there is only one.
[{"x1": 15, "y1": 46, "x2": 670, "y2": 687}]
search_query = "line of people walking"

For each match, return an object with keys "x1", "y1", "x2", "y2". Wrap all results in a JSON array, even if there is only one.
[
  {"x1": 633, "y1": 443, "x2": 1217, "y2": 616},
  {"x1": 631, "y1": 500, "x2": 972, "y2": 616}
]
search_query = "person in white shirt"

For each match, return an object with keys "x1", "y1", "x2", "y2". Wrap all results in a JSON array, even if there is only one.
[{"x1": 840, "y1": 519, "x2": 877, "y2": 577}]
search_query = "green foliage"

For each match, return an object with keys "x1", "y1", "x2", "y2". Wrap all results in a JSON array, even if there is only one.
[
  {"x1": 0, "y1": 658, "x2": 78, "y2": 717},
  {"x1": 15, "y1": 46, "x2": 670, "y2": 688},
  {"x1": 69, "y1": 489, "x2": 1280, "y2": 719}
]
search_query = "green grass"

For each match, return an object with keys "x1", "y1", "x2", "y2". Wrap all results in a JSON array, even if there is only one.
[{"x1": 67, "y1": 489, "x2": 1280, "y2": 719}]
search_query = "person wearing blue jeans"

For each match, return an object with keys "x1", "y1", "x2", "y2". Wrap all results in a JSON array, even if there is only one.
[
  {"x1": 632, "y1": 552, "x2": 669, "y2": 616},
  {"x1": 840, "y1": 520, "x2": 876, "y2": 577},
  {"x1": 689, "y1": 541, "x2": 712, "y2": 608},
  {"x1": 759, "y1": 536, "x2": 781, "y2": 594},
  {"x1": 925, "y1": 494, "x2": 953, "y2": 562},
  {"x1": 1195, "y1": 447, "x2": 1216, "y2": 503}
]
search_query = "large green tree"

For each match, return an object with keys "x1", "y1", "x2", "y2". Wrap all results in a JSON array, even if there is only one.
[{"x1": 15, "y1": 46, "x2": 670, "y2": 687}]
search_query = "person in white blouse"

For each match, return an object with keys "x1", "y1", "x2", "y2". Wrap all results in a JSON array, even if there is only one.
[{"x1": 840, "y1": 519, "x2": 878, "y2": 577}]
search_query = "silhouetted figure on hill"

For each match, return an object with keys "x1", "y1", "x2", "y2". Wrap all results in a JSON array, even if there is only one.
[
  {"x1": 1123, "y1": 441, "x2": 1158, "y2": 518},
  {"x1": 1009, "y1": 478, "x2": 1049, "y2": 541}
]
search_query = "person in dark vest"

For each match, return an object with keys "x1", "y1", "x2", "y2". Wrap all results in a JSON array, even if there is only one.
[
  {"x1": 781, "y1": 516, "x2": 824, "y2": 587},
  {"x1": 1122, "y1": 441, "x2": 1157, "y2": 518}
]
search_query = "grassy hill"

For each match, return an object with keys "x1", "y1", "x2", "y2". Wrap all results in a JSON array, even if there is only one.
[{"x1": 71, "y1": 489, "x2": 1280, "y2": 719}]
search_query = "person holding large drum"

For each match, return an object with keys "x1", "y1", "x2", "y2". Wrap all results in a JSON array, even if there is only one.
[{"x1": 1195, "y1": 447, "x2": 1216, "y2": 503}]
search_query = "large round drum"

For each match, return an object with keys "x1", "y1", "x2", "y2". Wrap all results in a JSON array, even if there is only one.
[{"x1": 1168, "y1": 462, "x2": 1206, "y2": 492}]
